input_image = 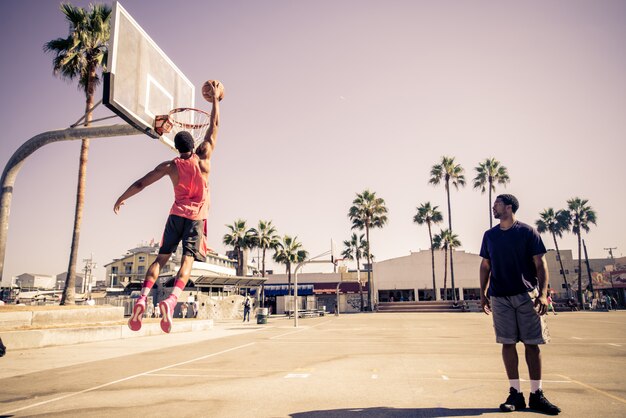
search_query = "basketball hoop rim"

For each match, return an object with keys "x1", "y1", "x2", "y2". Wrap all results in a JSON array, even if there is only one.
[{"x1": 168, "y1": 107, "x2": 211, "y2": 129}]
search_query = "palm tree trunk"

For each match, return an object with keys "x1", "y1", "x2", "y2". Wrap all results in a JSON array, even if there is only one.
[
  {"x1": 62, "y1": 68, "x2": 95, "y2": 305},
  {"x1": 357, "y1": 255, "x2": 363, "y2": 311},
  {"x1": 446, "y1": 181, "x2": 457, "y2": 303},
  {"x1": 365, "y1": 224, "x2": 372, "y2": 311},
  {"x1": 287, "y1": 262, "x2": 291, "y2": 297},
  {"x1": 428, "y1": 222, "x2": 437, "y2": 300},
  {"x1": 552, "y1": 231, "x2": 569, "y2": 297},
  {"x1": 488, "y1": 179, "x2": 493, "y2": 229},
  {"x1": 443, "y1": 247, "x2": 448, "y2": 301},
  {"x1": 261, "y1": 248, "x2": 266, "y2": 278},
  {"x1": 577, "y1": 232, "x2": 583, "y2": 306}
]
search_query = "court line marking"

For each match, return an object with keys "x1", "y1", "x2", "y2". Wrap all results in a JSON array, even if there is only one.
[
  {"x1": 269, "y1": 319, "x2": 334, "y2": 340},
  {"x1": 263, "y1": 340, "x2": 626, "y2": 346},
  {"x1": 557, "y1": 374, "x2": 626, "y2": 404},
  {"x1": 0, "y1": 342, "x2": 256, "y2": 416}
]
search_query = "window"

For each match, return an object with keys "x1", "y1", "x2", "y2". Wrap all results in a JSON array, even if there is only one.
[
  {"x1": 138, "y1": 256, "x2": 146, "y2": 263},
  {"x1": 559, "y1": 269, "x2": 570, "y2": 275},
  {"x1": 138, "y1": 266, "x2": 145, "y2": 275}
]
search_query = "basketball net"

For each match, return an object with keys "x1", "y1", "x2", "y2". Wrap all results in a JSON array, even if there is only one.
[{"x1": 155, "y1": 107, "x2": 211, "y2": 147}]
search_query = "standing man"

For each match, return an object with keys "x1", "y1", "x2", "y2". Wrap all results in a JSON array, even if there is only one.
[
  {"x1": 243, "y1": 296, "x2": 251, "y2": 322},
  {"x1": 479, "y1": 194, "x2": 561, "y2": 415},
  {"x1": 114, "y1": 81, "x2": 220, "y2": 334}
]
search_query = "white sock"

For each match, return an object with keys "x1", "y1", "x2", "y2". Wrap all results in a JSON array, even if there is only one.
[
  {"x1": 509, "y1": 379, "x2": 521, "y2": 392},
  {"x1": 141, "y1": 288, "x2": 150, "y2": 297},
  {"x1": 171, "y1": 287, "x2": 182, "y2": 299},
  {"x1": 530, "y1": 380, "x2": 542, "y2": 393}
]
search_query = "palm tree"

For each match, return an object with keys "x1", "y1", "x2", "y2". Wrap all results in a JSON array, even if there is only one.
[
  {"x1": 223, "y1": 219, "x2": 255, "y2": 276},
  {"x1": 273, "y1": 235, "x2": 308, "y2": 297},
  {"x1": 432, "y1": 229, "x2": 461, "y2": 301},
  {"x1": 342, "y1": 233, "x2": 368, "y2": 311},
  {"x1": 429, "y1": 156, "x2": 465, "y2": 302},
  {"x1": 250, "y1": 220, "x2": 280, "y2": 278},
  {"x1": 348, "y1": 190, "x2": 388, "y2": 311},
  {"x1": 536, "y1": 208, "x2": 571, "y2": 296},
  {"x1": 413, "y1": 202, "x2": 443, "y2": 300},
  {"x1": 44, "y1": 3, "x2": 112, "y2": 305},
  {"x1": 563, "y1": 198, "x2": 597, "y2": 305},
  {"x1": 250, "y1": 220, "x2": 280, "y2": 307},
  {"x1": 473, "y1": 158, "x2": 510, "y2": 228}
]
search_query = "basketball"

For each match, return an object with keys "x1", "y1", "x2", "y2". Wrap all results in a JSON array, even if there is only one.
[
  {"x1": 153, "y1": 114, "x2": 172, "y2": 135},
  {"x1": 202, "y1": 80, "x2": 224, "y2": 102}
]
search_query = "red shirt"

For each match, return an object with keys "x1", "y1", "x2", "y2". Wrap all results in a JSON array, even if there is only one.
[{"x1": 169, "y1": 154, "x2": 208, "y2": 220}]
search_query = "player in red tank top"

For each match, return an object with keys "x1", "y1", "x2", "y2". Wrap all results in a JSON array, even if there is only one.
[{"x1": 114, "y1": 82, "x2": 220, "y2": 333}]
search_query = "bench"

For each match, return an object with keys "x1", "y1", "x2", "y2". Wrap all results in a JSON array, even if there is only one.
[{"x1": 287, "y1": 309, "x2": 323, "y2": 318}]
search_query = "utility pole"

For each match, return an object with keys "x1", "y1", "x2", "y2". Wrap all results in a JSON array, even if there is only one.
[
  {"x1": 604, "y1": 247, "x2": 617, "y2": 265},
  {"x1": 604, "y1": 247, "x2": 617, "y2": 288},
  {"x1": 582, "y1": 240, "x2": 594, "y2": 294},
  {"x1": 82, "y1": 254, "x2": 97, "y2": 296}
]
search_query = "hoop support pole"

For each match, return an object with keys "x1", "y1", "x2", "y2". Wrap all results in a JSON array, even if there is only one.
[{"x1": 0, "y1": 124, "x2": 142, "y2": 284}]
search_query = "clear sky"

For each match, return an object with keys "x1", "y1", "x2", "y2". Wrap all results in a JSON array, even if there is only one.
[{"x1": 1, "y1": 0, "x2": 625, "y2": 285}]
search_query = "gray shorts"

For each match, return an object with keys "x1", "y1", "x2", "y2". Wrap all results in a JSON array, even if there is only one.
[{"x1": 491, "y1": 288, "x2": 550, "y2": 345}]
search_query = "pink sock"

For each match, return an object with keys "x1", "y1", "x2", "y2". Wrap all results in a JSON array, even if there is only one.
[
  {"x1": 141, "y1": 278, "x2": 156, "y2": 297},
  {"x1": 170, "y1": 279, "x2": 185, "y2": 299}
]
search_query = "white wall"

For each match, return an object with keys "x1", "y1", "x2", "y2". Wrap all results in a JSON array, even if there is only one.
[{"x1": 374, "y1": 250, "x2": 482, "y2": 301}]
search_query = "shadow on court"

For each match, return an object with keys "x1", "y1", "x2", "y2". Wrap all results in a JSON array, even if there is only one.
[{"x1": 291, "y1": 407, "x2": 501, "y2": 417}]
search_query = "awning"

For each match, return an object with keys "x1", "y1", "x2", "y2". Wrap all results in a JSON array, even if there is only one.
[
  {"x1": 258, "y1": 284, "x2": 314, "y2": 296},
  {"x1": 162, "y1": 274, "x2": 266, "y2": 288},
  {"x1": 314, "y1": 282, "x2": 367, "y2": 295}
]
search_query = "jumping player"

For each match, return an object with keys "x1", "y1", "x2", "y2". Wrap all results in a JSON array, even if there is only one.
[
  {"x1": 479, "y1": 194, "x2": 561, "y2": 415},
  {"x1": 114, "y1": 81, "x2": 220, "y2": 333}
]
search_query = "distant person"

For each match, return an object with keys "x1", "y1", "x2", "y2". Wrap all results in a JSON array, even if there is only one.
[
  {"x1": 479, "y1": 194, "x2": 561, "y2": 415},
  {"x1": 567, "y1": 298, "x2": 578, "y2": 311},
  {"x1": 192, "y1": 297, "x2": 199, "y2": 318},
  {"x1": 547, "y1": 294, "x2": 557, "y2": 315},
  {"x1": 181, "y1": 302, "x2": 188, "y2": 319},
  {"x1": 605, "y1": 293, "x2": 612, "y2": 311},
  {"x1": 114, "y1": 81, "x2": 221, "y2": 334},
  {"x1": 0, "y1": 337, "x2": 6, "y2": 357},
  {"x1": 243, "y1": 296, "x2": 251, "y2": 322}
]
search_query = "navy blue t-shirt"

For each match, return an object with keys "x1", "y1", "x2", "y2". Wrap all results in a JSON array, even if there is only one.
[{"x1": 479, "y1": 221, "x2": 546, "y2": 297}]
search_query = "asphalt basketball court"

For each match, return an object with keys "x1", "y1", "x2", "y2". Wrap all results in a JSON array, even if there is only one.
[{"x1": 0, "y1": 311, "x2": 624, "y2": 417}]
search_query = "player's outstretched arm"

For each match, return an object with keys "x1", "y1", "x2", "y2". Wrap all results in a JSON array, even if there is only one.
[
  {"x1": 114, "y1": 161, "x2": 172, "y2": 214},
  {"x1": 196, "y1": 82, "x2": 220, "y2": 160}
]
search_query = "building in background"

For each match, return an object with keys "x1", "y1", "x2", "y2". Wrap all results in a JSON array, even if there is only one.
[
  {"x1": 15, "y1": 273, "x2": 55, "y2": 290},
  {"x1": 55, "y1": 272, "x2": 85, "y2": 292},
  {"x1": 105, "y1": 242, "x2": 262, "y2": 299},
  {"x1": 263, "y1": 249, "x2": 625, "y2": 312}
]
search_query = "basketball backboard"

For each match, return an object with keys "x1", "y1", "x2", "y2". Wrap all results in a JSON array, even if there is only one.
[{"x1": 103, "y1": 1, "x2": 194, "y2": 151}]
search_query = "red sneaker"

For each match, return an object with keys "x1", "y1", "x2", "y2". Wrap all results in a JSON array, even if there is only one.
[
  {"x1": 159, "y1": 296, "x2": 177, "y2": 333},
  {"x1": 128, "y1": 295, "x2": 147, "y2": 331}
]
